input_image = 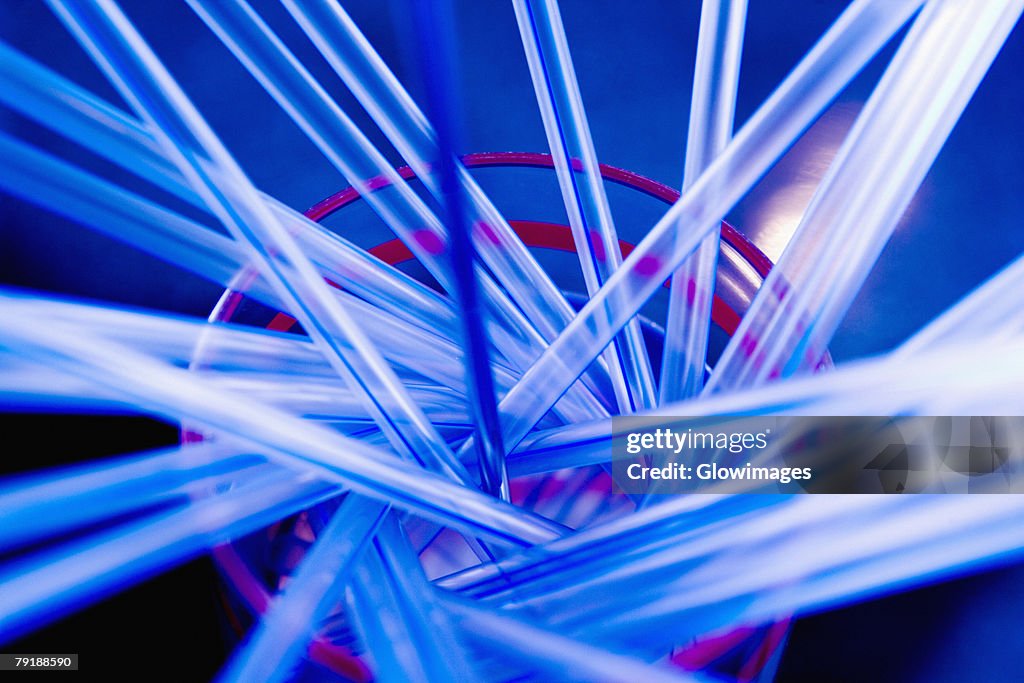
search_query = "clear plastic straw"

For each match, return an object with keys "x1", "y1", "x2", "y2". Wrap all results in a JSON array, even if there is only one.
[
  {"x1": 0, "y1": 300, "x2": 564, "y2": 546},
  {"x1": 0, "y1": 286, "x2": 318, "y2": 370},
  {"x1": 638, "y1": 0, "x2": 749, "y2": 511},
  {"x1": 474, "y1": 448, "x2": 1024, "y2": 632},
  {"x1": 0, "y1": 301, "x2": 561, "y2": 548},
  {"x1": 476, "y1": 492, "x2": 949, "y2": 613},
  {"x1": 445, "y1": 498, "x2": 945, "y2": 646},
  {"x1": 704, "y1": 0, "x2": 1024, "y2": 394},
  {"x1": 440, "y1": 495, "x2": 759, "y2": 594},
  {"x1": 184, "y1": 1, "x2": 611, "y2": 413},
  {"x1": 184, "y1": 1, "x2": 458, "y2": 292},
  {"x1": 507, "y1": 496, "x2": 901, "y2": 616},
  {"x1": 0, "y1": 353, "x2": 513, "y2": 431},
  {"x1": 0, "y1": 441, "x2": 263, "y2": 551},
  {"x1": 485, "y1": 0, "x2": 926, "y2": 451},
  {"x1": 3, "y1": 291, "x2": 575, "y2": 442},
  {"x1": 564, "y1": 496, "x2": 1024, "y2": 646},
  {"x1": 508, "y1": 336, "x2": 1024, "y2": 476},
  {"x1": 0, "y1": 42, "x2": 462, "y2": 344},
  {"x1": 467, "y1": 381, "x2": 1024, "y2": 594},
  {"x1": 50, "y1": 0, "x2": 481, "y2": 485},
  {"x1": 0, "y1": 468, "x2": 336, "y2": 642},
  {"x1": 0, "y1": 353, "x2": 128, "y2": 412},
  {"x1": 0, "y1": 131, "x2": 487, "y2": 378},
  {"x1": 0, "y1": 65, "x2": 503, "y2": 386},
  {"x1": 442, "y1": 596, "x2": 702, "y2": 683},
  {"x1": 0, "y1": 268, "x2": 478, "y2": 402},
  {"x1": 349, "y1": 551, "x2": 429, "y2": 683},
  {"x1": 0, "y1": 35, "x2": 611, "y2": 423},
  {"x1": 660, "y1": 0, "x2": 746, "y2": 403},
  {"x1": 897, "y1": 250, "x2": 1024, "y2": 354},
  {"x1": 209, "y1": 374, "x2": 471, "y2": 426},
  {"x1": 743, "y1": 498, "x2": 1024, "y2": 625},
  {"x1": 512, "y1": 0, "x2": 657, "y2": 413},
  {"x1": 369, "y1": 516, "x2": 476, "y2": 681},
  {"x1": 216, "y1": 495, "x2": 387, "y2": 683},
  {"x1": 281, "y1": 0, "x2": 607, "y2": 349},
  {"x1": 0, "y1": 289, "x2": 570, "y2": 429},
  {"x1": 346, "y1": 516, "x2": 477, "y2": 683},
  {"x1": 411, "y1": 0, "x2": 510, "y2": 500},
  {"x1": 279, "y1": 0, "x2": 618, "y2": 408},
  {"x1": 0, "y1": 131, "x2": 273, "y2": 302}
]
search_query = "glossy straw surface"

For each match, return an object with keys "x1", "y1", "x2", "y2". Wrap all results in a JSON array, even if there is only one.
[{"x1": 660, "y1": 0, "x2": 746, "y2": 403}]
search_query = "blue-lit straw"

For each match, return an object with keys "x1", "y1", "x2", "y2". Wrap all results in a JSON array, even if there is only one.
[
  {"x1": 443, "y1": 596, "x2": 705, "y2": 683},
  {"x1": 0, "y1": 356, "x2": 469, "y2": 432},
  {"x1": 216, "y1": 495, "x2": 386, "y2": 683},
  {"x1": 512, "y1": 0, "x2": 657, "y2": 414},
  {"x1": 0, "y1": 98, "x2": 603, "y2": 428},
  {"x1": 743, "y1": 497, "x2": 1024, "y2": 624},
  {"x1": 704, "y1": 0, "x2": 1024, "y2": 394},
  {"x1": 440, "y1": 495, "x2": 765, "y2": 595},
  {"x1": 410, "y1": 0, "x2": 510, "y2": 501},
  {"x1": 49, "y1": 0, "x2": 482, "y2": 486},
  {"x1": 0, "y1": 467, "x2": 336, "y2": 642},
  {"x1": 445, "y1": 499, "x2": 920, "y2": 641},
  {"x1": 12, "y1": 26, "x2": 611, "y2": 425},
  {"x1": 370, "y1": 516, "x2": 476, "y2": 681},
  {"x1": 637, "y1": 0, "x2": 749, "y2": 510},
  {"x1": 348, "y1": 554, "x2": 423, "y2": 683},
  {"x1": 482, "y1": 0, "x2": 928, "y2": 451},
  {"x1": 0, "y1": 134, "x2": 474, "y2": 390},
  {"x1": 282, "y1": 0, "x2": 607, "y2": 352},
  {"x1": 0, "y1": 50, "x2": 453, "y2": 346},
  {"x1": 558, "y1": 496, "x2": 1024, "y2": 648},
  {"x1": 11, "y1": 130, "x2": 603, "y2": 431},
  {"x1": 0, "y1": 52, "x2": 534, "y2": 399},
  {"x1": 0, "y1": 302, "x2": 564, "y2": 546},
  {"x1": 897, "y1": 250, "x2": 1024, "y2": 354},
  {"x1": 182, "y1": 1, "x2": 461, "y2": 297},
  {"x1": 465, "y1": 419, "x2": 1024, "y2": 628},
  {"x1": 0, "y1": 356, "x2": 126, "y2": 412},
  {"x1": 660, "y1": 0, "x2": 747, "y2": 403},
  {"x1": 457, "y1": 440, "x2": 1024, "y2": 610},
  {"x1": 0, "y1": 269, "x2": 478, "y2": 405},
  {"x1": 2, "y1": 289, "x2": 547, "y2": 430},
  {"x1": 506, "y1": 335, "x2": 1024, "y2": 477},
  {"x1": 0, "y1": 441, "x2": 263, "y2": 552},
  {"x1": 183, "y1": 0, "x2": 613, "y2": 415},
  {"x1": 0, "y1": 287, "x2": 320, "y2": 371},
  {"x1": 209, "y1": 374, "x2": 473, "y2": 427},
  {"x1": 0, "y1": 42, "x2": 461, "y2": 343},
  {"x1": 279, "y1": 0, "x2": 618, "y2": 407},
  {"x1": 504, "y1": 495, "x2": 899, "y2": 616},
  {"x1": 347, "y1": 517, "x2": 476, "y2": 683}
]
